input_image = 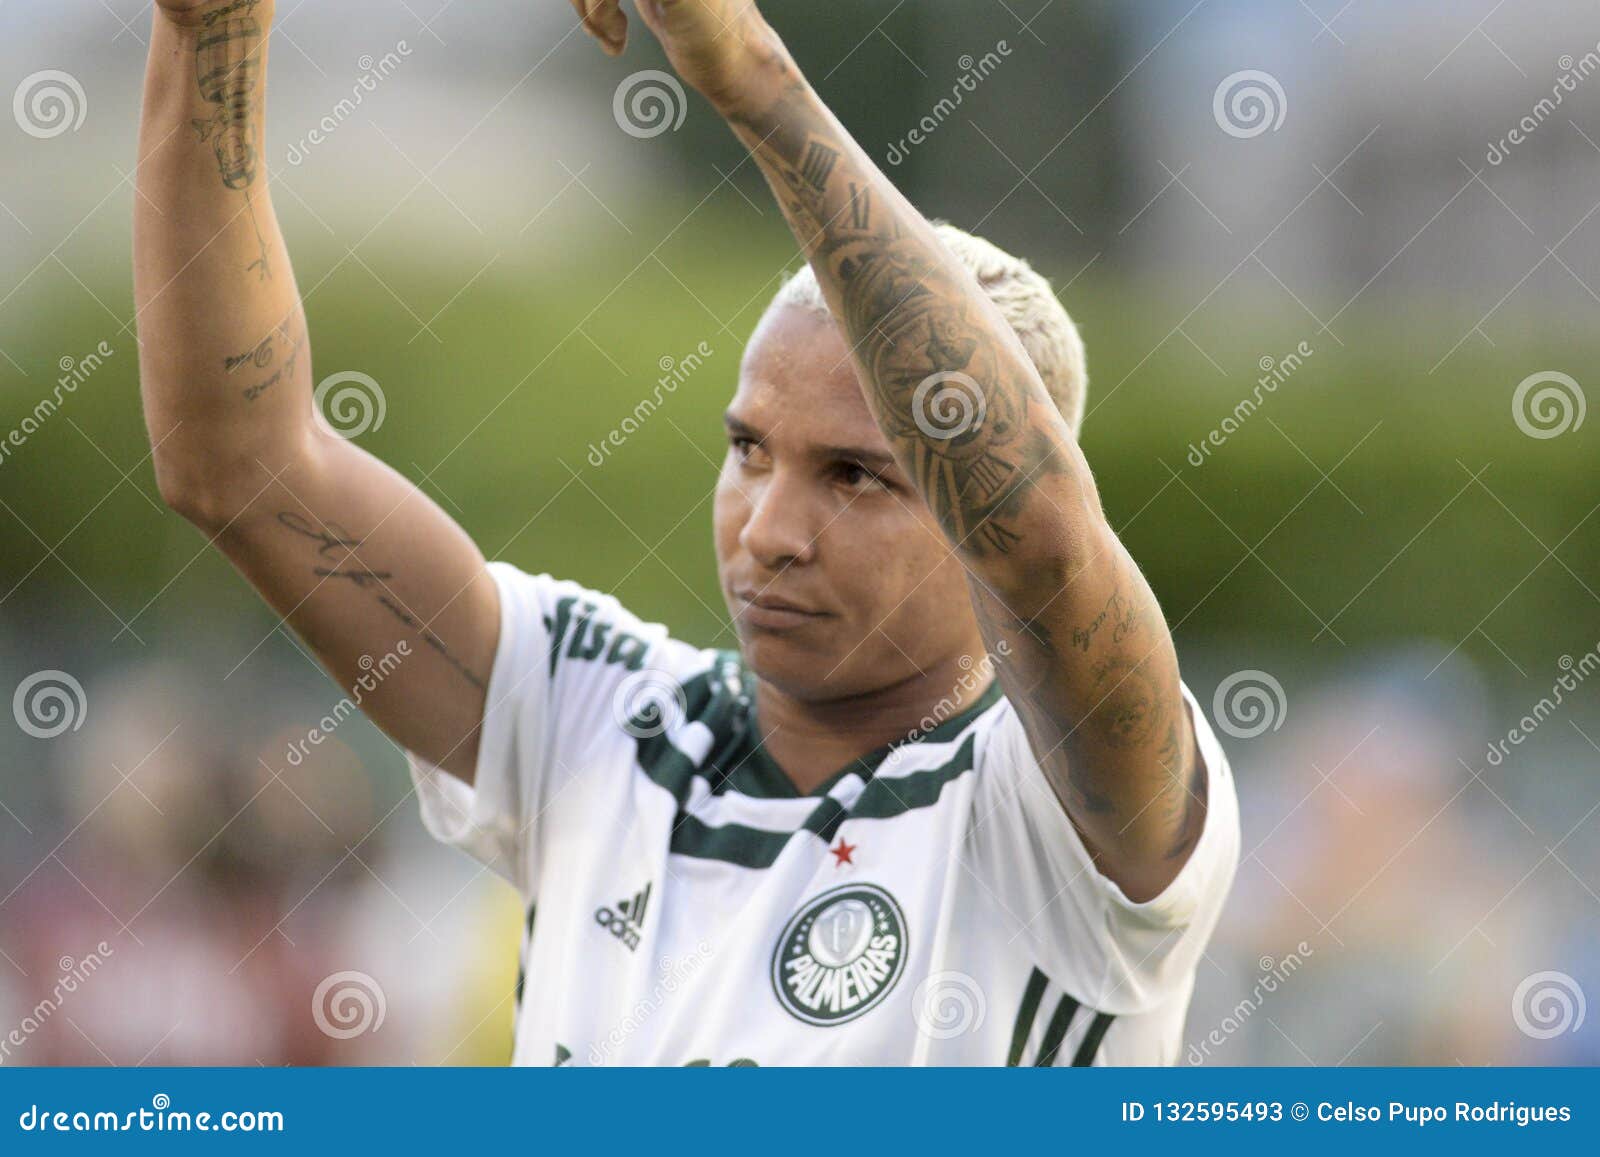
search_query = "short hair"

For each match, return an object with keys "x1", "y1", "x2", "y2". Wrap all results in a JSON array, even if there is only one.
[{"x1": 767, "y1": 222, "x2": 1089, "y2": 437}]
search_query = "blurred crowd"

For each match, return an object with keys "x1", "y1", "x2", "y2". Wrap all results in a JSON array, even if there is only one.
[{"x1": 0, "y1": 650, "x2": 520, "y2": 1067}]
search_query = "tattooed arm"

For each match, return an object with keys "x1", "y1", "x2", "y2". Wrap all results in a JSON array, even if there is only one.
[
  {"x1": 135, "y1": 0, "x2": 498, "y2": 781},
  {"x1": 620, "y1": 0, "x2": 1203, "y2": 900}
]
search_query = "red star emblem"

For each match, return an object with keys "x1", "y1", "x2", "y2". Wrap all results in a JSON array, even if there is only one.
[{"x1": 830, "y1": 837, "x2": 857, "y2": 867}]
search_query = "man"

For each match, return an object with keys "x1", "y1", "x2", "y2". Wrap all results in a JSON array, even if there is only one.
[{"x1": 135, "y1": 0, "x2": 1238, "y2": 1066}]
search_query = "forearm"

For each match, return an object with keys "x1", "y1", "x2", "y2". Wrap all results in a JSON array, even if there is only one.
[
  {"x1": 134, "y1": 0, "x2": 309, "y2": 507},
  {"x1": 723, "y1": 60, "x2": 1093, "y2": 583}
]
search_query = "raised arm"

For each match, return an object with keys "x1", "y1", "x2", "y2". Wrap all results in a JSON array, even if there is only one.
[
  {"x1": 135, "y1": 0, "x2": 499, "y2": 782},
  {"x1": 607, "y1": 0, "x2": 1202, "y2": 900}
]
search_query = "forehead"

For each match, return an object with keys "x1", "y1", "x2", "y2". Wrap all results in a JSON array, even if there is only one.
[{"x1": 729, "y1": 305, "x2": 886, "y2": 449}]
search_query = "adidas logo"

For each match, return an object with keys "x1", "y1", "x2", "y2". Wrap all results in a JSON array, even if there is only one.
[{"x1": 594, "y1": 882, "x2": 652, "y2": 952}]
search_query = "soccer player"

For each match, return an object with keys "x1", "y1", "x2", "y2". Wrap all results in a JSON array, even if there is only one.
[{"x1": 135, "y1": 0, "x2": 1239, "y2": 1065}]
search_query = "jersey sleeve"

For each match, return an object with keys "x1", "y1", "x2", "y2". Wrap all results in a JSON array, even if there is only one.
[
  {"x1": 966, "y1": 683, "x2": 1240, "y2": 1017},
  {"x1": 404, "y1": 562, "x2": 675, "y2": 898}
]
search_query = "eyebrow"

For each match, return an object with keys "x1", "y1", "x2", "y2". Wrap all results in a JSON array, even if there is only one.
[{"x1": 723, "y1": 413, "x2": 897, "y2": 470}]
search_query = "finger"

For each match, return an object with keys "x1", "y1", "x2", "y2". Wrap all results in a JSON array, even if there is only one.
[
  {"x1": 592, "y1": 0, "x2": 629, "y2": 54},
  {"x1": 569, "y1": 0, "x2": 621, "y2": 54}
]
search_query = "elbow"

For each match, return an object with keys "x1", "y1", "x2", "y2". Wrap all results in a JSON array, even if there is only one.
[
  {"x1": 151, "y1": 423, "x2": 320, "y2": 532},
  {"x1": 153, "y1": 452, "x2": 243, "y2": 532}
]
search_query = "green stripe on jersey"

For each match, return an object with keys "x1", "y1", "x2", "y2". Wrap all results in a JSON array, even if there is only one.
[{"x1": 631, "y1": 650, "x2": 999, "y2": 869}]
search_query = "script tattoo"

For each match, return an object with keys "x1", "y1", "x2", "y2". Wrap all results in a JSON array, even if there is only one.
[
  {"x1": 226, "y1": 311, "x2": 305, "y2": 402},
  {"x1": 277, "y1": 511, "x2": 485, "y2": 690},
  {"x1": 1071, "y1": 589, "x2": 1139, "y2": 653},
  {"x1": 190, "y1": 0, "x2": 272, "y2": 279}
]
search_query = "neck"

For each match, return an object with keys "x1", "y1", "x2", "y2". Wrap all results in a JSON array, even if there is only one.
[{"x1": 753, "y1": 649, "x2": 995, "y2": 795}]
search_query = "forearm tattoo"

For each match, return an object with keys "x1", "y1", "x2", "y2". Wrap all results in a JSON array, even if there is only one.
[
  {"x1": 223, "y1": 310, "x2": 305, "y2": 402},
  {"x1": 190, "y1": 0, "x2": 272, "y2": 279},
  {"x1": 733, "y1": 83, "x2": 1071, "y2": 559},
  {"x1": 277, "y1": 511, "x2": 486, "y2": 690}
]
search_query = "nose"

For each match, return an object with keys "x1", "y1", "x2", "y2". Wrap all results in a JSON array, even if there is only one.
[{"x1": 738, "y1": 467, "x2": 820, "y2": 571}]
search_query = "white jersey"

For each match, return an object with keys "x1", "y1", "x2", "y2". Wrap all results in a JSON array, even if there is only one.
[{"x1": 408, "y1": 563, "x2": 1240, "y2": 1066}]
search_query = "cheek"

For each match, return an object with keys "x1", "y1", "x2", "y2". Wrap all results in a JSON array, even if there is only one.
[
  {"x1": 712, "y1": 470, "x2": 747, "y2": 560},
  {"x1": 873, "y1": 527, "x2": 970, "y2": 628}
]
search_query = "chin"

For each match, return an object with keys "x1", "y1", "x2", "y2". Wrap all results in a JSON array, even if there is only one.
[{"x1": 736, "y1": 630, "x2": 856, "y2": 703}]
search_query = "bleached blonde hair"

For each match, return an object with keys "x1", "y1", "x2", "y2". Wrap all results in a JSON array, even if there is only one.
[{"x1": 768, "y1": 222, "x2": 1089, "y2": 437}]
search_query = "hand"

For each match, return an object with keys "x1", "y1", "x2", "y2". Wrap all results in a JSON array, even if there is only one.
[{"x1": 572, "y1": 0, "x2": 786, "y2": 115}]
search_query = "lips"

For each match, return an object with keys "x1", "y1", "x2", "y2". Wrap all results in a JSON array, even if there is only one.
[{"x1": 732, "y1": 588, "x2": 829, "y2": 632}]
